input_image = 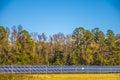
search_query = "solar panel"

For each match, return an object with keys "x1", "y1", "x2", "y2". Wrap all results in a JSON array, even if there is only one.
[{"x1": 0, "y1": 66, "x2": 120, "y2": 73}]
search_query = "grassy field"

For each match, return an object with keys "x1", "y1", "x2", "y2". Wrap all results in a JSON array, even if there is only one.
[{"x1": 0, "y1": 73, "x2": 120, "y2": 80}]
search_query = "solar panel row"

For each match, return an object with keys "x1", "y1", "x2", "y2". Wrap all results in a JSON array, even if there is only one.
[{"x1": 0, "y1": 66, "x2": 120, "y2": 73}]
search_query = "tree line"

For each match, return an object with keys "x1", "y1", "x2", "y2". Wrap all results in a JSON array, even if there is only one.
[{"x1": 0, "y1": 25, "x2": 120, "y2": 65}]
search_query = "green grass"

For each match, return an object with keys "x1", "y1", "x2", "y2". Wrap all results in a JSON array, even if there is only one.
[{"x1": 0, "y1": 73, "x2": 120, "y2": 80}]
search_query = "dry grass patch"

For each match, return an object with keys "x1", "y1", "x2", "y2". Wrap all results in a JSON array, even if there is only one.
[{"x1": 0, "y1": 73, "x2": 120, "y2": 80}]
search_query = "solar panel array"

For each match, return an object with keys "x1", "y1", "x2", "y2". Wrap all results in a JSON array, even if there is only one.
[{"x1": 0, "y1": 66, "x2": 120, "y2": 73}]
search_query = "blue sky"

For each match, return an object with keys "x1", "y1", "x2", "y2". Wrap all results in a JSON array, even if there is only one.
[{"x1": 0, "y1": 0, "x2": 120, "y2": 36}]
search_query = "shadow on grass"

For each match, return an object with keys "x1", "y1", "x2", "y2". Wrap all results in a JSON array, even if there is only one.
[{"x1": 0, "y1": 73, "x2": 34, "y2": 80}]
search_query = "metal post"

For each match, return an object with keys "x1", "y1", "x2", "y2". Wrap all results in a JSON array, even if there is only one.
[
  {"x1": 46, "y1": 66, "x2": 47, "y2": 78},
  {"x1": 61, "y1": 65, "x2": 62, "y2": 73}
]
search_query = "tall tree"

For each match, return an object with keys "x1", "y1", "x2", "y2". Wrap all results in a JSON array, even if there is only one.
[{"x1": 0, "y1": 25, "x2": 120, "y2": 66}]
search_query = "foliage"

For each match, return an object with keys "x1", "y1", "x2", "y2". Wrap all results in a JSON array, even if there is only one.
[{"x1": 0, "y1": 25, "x2": 120, "y2": 65}]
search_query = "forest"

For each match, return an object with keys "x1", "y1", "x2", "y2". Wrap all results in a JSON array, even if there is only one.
[{"x1": 0, "y1": 25, "x2": 120, "y2": 65}]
